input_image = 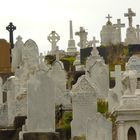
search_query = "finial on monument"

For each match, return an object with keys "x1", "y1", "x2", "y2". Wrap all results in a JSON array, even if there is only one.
[
  {"x1": 6, "y1": 22, "x2": 16, "y2": 49},
  {"x1": 124, "y1": 8, "x2": 136, "y2": 27},
  {"x1": 106, "y1": 14, "x2": 112, "y2": 25}
]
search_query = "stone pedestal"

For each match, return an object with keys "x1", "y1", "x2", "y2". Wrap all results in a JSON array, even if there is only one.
[
  {"x1": 23, "y1": 132, "x2": 60, "y2": 140},
  {"x1": 114, "y1": 94, "x2": 140, "y2": 140}
]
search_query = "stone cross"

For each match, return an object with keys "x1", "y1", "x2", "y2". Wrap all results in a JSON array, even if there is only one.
[
  {"x1": 124, "y1": 8, "x2": 136, "y2": 27},
  {"x1": 113, "y1": 19, "x2": 125, "y2": 42},
  {"x1": 106, "y1": 14, "x2": 112, "y2": 24},
  {"x1": 111, "y1": 65, "x2": 123, "y2": 91},
  {"x1": 91, "y1": 37, "x2": 99, "y2": 48},
  {"x1": 39, "y1": 53, "x2": 44, "y2": 64},
  {"x1": 6, "y1": 22, "x2": 16, "y2": 49},
  {"x1": 16, "y1": 35, "x2": 22, "y2": 42},
  {"x1": 75, "y1": 27, "x2": 88, "y2": 49},
  {"x1": 106, "y1": 14, "x2": 112, "y2": 21},
  {"x1": 48, "y1": 31, "x2": 60, "y2": 52},
  {"x1": 136, "y1": 24, "x2": 140, "y2": 43}
]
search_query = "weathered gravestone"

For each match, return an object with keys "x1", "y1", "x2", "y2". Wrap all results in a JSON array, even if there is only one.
[
  {"x1": 13, "y1": 39, "x2": 39, "y2": 119},
  {"x1": 47, "y1": 54, "x2": 69, "y2": 105},
  {"x1": 127, "y1": 55, "x2": 140, "y2": 76},
  {"x1": 124, "y1": 8, "x2": 137, "y2": 45},
  {"x1": 11, "y1": 36, "x2": 24, "y2": 72},
  {"x1": 86, "y1": 47, "x2": 109, "y2": 99},
  {"x1": 86, "y1": 113, "x2": 112, "y2": 140},
  {"x1": 27, "y1": 70, "x2": 55, "y2": 132},
  {"x1": 5, "y1": 76, "x2": 17, "y2": 126},
  {"x1": 71, "y1": 75, "x2": 98, "y2": 138},
  {"x1": 127, "y1": 55, "x2": 140, "y2": 88}
]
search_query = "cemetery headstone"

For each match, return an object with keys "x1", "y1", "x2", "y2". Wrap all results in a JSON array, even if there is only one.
[
  {"x1": 113, "y1": 19, "x2": 125, "y2": 43},
  {"x1": 47, "y1": 56, "x2": 69, "y2": 105},
  {"x1": 124, "y1": 8, "x2": 137, "y2": 45},
  {"x1": 12, "y1": 36, "x2": 24, "y2": 72},
  {"x1": 71, "y1": 75, "x2": 98, "y2": 137},
  {"x1": 86, "y1": 113, "x2": 112, "y2": 140},
  {"x1": 27, "y1": 70, "x2": 55, "y2": 132},
  {"x1": 86, "y1": 47, "x2": 109, "y2": 99}
]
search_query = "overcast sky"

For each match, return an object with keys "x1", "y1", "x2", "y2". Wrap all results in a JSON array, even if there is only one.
[{"x1": 0, "y1": 0, "x2": 140, "y2": 53}]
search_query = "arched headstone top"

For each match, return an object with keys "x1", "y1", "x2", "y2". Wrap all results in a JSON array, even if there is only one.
[
  {"x1": 72, "y1": 75, "x2": 98, "y2": 94},
  {"x1": 52, "y1": 60, "x2": 64, "y2": 70},
  {"x1": 24, "y1": 39, "x2": 39, "y2": 52}
]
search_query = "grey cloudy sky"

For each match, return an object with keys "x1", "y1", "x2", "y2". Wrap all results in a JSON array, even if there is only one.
[{"x1": 0, "y1": 0, "x2": 140, "y2": 53}]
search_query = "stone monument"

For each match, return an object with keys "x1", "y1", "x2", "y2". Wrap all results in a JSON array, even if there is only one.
[
  {"x1": 113, "y1": 19, "x2": 125, "y2": 43},
  {"x1": 12, "y1": 36, "x2": 24, "y2": 72},
  {"x1": 88, "y1": 36, "x2": 99, "y2": 48},
  {"x1": 48, "y1": 31, "x2": 60, "y2": 54},
  {"x1": 86, "y1": 113, "x2": 112, "y2": 140},
  {"x1": 100, "y1": 14, "x2": 120, "y2": 46},
  {"x1": 71, "y1": 75, "x2": 98, "y2": 138},
  {"x1": 124, "y1": 8, "x2": 137, "y2": 45},
  {"x1": 114, "y1": 64, "x2": 140, "y2": 140},
  {"x1": 67, "y1": 20, "x2": 77, "y2": 54},
  {"x1": 27, "y1": 70, "x2": 55, "y2": 132},
  {"x1": 75, "y1": 27, "x2": 88, "y2": 49},
  {"x1": 47, "y1": 53, "x2": 69, "y2": 105},
  {"x1": 127, "y1": 55, "x2": 140, "y2": 77},
  {"x1": 6, "y1": 22, "x2": 16, "y2": 49},
  {"x1": 86, "y1": 46, "x2": 109, "y2": 99},
  {"x1": 122, "y1": 64, "x2": 137, "y2": 95}
]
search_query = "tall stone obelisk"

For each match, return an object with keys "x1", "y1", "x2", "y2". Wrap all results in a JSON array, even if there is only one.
[{"x1": 67, "y1": 20, "x2": 77, "y2": 55}]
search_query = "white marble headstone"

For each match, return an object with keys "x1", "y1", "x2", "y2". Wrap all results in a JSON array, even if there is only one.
[
  {"x1": 127, "y1": 55, "x2": 140, "y2": 77},
  {"x1": 71, "y1": 75, "x2": 98, "y2": 137},
  {"x1": 12, "y1": 36, "x2": 24, "y2": 72},
  {"x1": 86, "y1": 113, "x2": 112, "y2": 140},
  {"x1": 86, "y1": 48, "x2": 109, "y2": 99},
  {"x1": 48, "y1": 59, "x2": 69, "y2": 105},
  {"x1": 27, "y1": 70, "x2": 55, "y2": 132},
  {"x1": 5, "y1": 76, "x2": 16, "y2": 126}
]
